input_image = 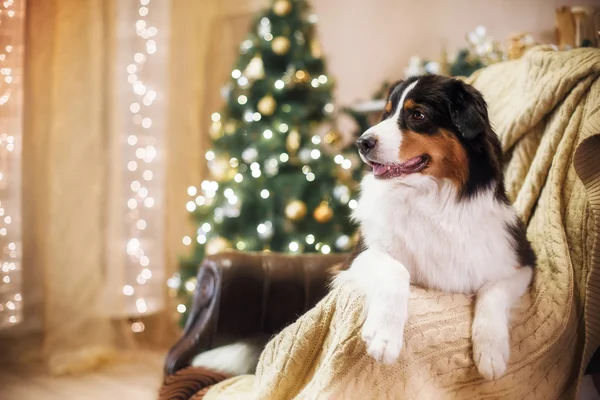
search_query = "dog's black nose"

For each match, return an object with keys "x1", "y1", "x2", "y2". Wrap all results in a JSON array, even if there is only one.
[{"x1": 357, "y1": 135, "x2": 377, "y2": 154}]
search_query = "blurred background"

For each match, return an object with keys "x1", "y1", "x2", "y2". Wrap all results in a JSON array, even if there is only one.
[{"x1": 0, "y1": 0, "x2": 598, "y2": 399}]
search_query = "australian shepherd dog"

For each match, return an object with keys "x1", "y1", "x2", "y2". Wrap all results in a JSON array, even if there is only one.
[
  {"x1": 333, "y1": 75, "x2": 535, "y2": 380},
  {"x1": 193, "y1": 75, "x2": 535, "y2": 381}
]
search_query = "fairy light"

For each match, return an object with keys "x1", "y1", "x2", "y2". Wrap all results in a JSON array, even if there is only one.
[
  {"x1": 113, "y1": 0, "x2": 168, "y2": 322},
  {"x1": 0, "y1": 0, "x2": 24, "y2": 330}
]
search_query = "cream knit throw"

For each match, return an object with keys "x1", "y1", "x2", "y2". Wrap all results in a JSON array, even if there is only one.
[{"x1": 205, "y1": 47, "x2": 600, "y2": 400}]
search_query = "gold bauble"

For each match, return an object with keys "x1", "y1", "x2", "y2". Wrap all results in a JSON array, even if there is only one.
[
  {"x1": 293, "y1": 69, "x2": 310, "y2": 84},
  {"x1": 244, "y1": 56, "x2": 265, "y2": 80},
  {"x1": 286, "y1": 129, "x2": 301, "y2": 154},
  {"x1": 337, "y1": 165, "x2": 353, "y2": 182},
  {"x1": 310, "y1": 40, "x2": 322, "y2": 58},
  {"x1": 205, "y1": 236, "x2": 232, "y2": 255},
  {"x1": 273, "y1": 0, "x2": 292, "y2": 16},
  {"x1": 285, "y1": 200, "x2": 307, "y2": 221},
  {"x1": 224, "y1": 120, "x2": 237, "y2": 135},
  {"x1": 313, "y1": 201, "x2": 333, "y2": 223},
  {"x1": 210, "y1": 121, "x2": 223, "y2": 140},
  {"x1": 209, "y1": 156, "x2": 235, "y2": 182},
  {"x1": 272, "y1": 36, "x2": 291, "y2": 55},
  {"x1": 324, "y1": 130, "x2": 342, "y2": 145},
  {"x1": 257, "y1": 95, "x2": 277, "y2": 115}
]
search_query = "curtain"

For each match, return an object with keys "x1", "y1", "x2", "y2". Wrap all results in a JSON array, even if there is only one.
[{"x1": 0, "y1": 0, "x2": 265, "y2": 375}]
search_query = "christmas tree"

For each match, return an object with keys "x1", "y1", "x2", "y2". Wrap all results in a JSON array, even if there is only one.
[{"x1": 170, "y1": 0, "x2": 363, "y2": 323}]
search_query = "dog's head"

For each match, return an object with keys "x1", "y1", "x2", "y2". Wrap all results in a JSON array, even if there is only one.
[{"x1": 357, "y1": 75, "x2": 503, "y2": 198}]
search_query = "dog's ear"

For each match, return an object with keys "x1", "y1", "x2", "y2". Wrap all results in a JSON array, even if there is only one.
[{"x1": 448, "y1": 80, "x2": 488, "y2": 140}]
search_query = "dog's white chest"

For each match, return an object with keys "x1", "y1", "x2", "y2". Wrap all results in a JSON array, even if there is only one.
[{"x1": 353, "y1": 175, "x2": 518, "y2": 293}]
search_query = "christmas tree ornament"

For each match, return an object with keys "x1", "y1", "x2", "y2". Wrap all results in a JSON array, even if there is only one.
[
  {"x1": 257, "y1": 95, "x2": 277, "y2": 115},
  {"x1": 242, "y1": 147, "x2": 259, "y2": 163},
  {"x1": 205, "y1": 236, "x2": 232, "y2": 255},
  {"x1": 208, "y1": 156, "x2": 235, "y2": 182},
  {"x1": 264, "y1": 157, "x2": 279, "y2": 176},
  {"x1": 293, "y1": 69, "x2": 310, "y2": 84},
  {"x1": 285, "y1": 200, "x2": 307, "y2": 220},
  {"x1": 313, "y1": 201, "x2": 333, "y2": 223},
  {"x1": 210, "y1": 122, "x2": 224, "y2": 140},
  {"x1": 294, "y1": 30, "x2": 305, "y2": 45},
  {"x1": 286, "y1": 129, "x2": 301, "y2": 154},
  {"x1": 244, "y1": 56, "x2": 265, "y2": 80},
  {"x1": 310, "y1": 39, "x2": 322, "y2": 58},
  {"x1": 272, "y1": 36, "x2": 291, "y2": 55},
  {"x1": 224, "y1": 120, "x2": 237, "y2": 134},
  {"x1": 298, "y1": 148, "x2": 311, "y2": 164},
  {"x1": 337, "y1": 164, "x2": 353, "y2": 182},
  {"x1": 273, "y1": 0, "x2": 292, "y2": 16},
  {"x1": 324, "y1": 129, "x2": 342, "y2": 145}
]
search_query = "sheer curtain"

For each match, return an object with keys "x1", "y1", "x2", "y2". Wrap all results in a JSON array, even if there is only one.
[{"x1": 0, "y1": 0, "x2": 265, "y2": 375}]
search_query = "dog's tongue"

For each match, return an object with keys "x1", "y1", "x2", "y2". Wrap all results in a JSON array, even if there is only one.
[
  {"x1": 373, "y1": 164, "x2": 388, "y2": 176},
  {"x1": 372, "y1": 156, "x2": 425, "y2": 176}
]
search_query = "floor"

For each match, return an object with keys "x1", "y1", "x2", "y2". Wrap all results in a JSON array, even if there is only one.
[
  {"x1": 0, "y1": 352, "x2": 598, "y2": 399},
  {"x1": 0, "y1": 352, "x2": 164, "y2": 400}
]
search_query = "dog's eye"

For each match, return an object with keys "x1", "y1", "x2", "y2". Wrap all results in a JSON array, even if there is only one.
[{"x1": 411, "y1": 110, "x2": 425, "y2": 120}]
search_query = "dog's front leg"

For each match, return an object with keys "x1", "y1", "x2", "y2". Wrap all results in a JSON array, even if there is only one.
[
  {"x1": 335, "y1": 248, "x2": 410, "y2": 364},
  {"x1": 472, "y1": 266, "x2": 533, "y2": 380}
]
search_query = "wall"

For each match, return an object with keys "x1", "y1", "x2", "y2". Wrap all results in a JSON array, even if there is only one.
[{"x1": 312, "y1": 0, "x2": 597, "y2": 105}]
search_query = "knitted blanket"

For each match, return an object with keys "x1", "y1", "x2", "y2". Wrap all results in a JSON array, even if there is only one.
[{"x1": 205, "y1": 47, "x2": 600, "y2": 400}]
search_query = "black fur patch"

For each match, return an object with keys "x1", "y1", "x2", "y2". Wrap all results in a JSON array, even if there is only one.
[{"x1": 506, "y1": 220, "x2": 537, "y2": 267}]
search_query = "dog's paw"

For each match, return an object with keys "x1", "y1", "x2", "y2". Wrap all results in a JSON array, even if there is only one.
[
  {"x1": 361, "y1": 307, "x2": 406, "y2": 365},
  {"x1": 472, "y1": 318, "x2": 509, "y2": 380}
]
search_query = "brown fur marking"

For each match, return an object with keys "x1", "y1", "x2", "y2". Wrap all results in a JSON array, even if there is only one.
[
  {"x1": 385, "y1": 100, "x2": 392, "y2": 113},
  {"x1": 403, "y1": 99, "x2": 416, "y2": 110},
  {"x1": 399, "y1": 129, "x2": 468, "y2": 188}
]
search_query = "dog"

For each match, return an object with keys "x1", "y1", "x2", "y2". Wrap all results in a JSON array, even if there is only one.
[
  {"x1": 193, "y1": 75, "x2": 535, "y2": 381},
  {"x1": 332, "y1": 75, "x2": 535, "y2": 380}
]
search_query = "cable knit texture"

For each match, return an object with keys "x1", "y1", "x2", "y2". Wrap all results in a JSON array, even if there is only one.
[{"x1": 204, "y1": 47, "x2": 600, "y2": 400}]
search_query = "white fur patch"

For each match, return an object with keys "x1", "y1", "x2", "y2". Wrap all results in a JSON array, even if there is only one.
[
  {"x1": 358, "y1": 80, "x2": 418, "y2": 165},
  {"x1": 191, "y1": 340, "x2": 263, "y2": 376},
  {"x1": 344, "y1": 171, "x2": 533, "y2": 379}
]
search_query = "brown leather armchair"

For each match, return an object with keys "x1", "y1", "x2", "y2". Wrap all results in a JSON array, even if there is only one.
[{"x1": 160, "y1": 251, "x2": 348, "y2": 399}]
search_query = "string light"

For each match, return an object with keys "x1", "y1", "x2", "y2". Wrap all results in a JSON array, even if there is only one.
[
  {"x1": 289, "y1": 241, "x2": 299, "y2": 252},
  {"x1": 0, "y1": 0, "x2": 23, "y2": 329},
  {"x1": 115, "y1": 0, "x2": 168, "y2": 324}
]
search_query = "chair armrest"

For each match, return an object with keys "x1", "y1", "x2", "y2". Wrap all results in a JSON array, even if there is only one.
[{"x1": 163, "y1": 250, "x2": 348, "y2": 377}]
